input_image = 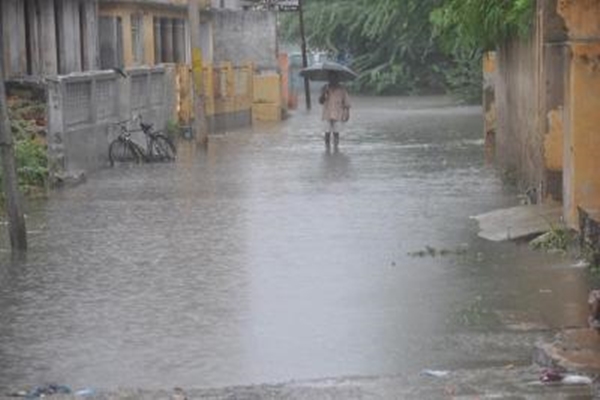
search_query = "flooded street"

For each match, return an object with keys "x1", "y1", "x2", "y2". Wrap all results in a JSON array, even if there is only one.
[{"x1": 0, "y1": 97, "x2": 595, "y2": 397}]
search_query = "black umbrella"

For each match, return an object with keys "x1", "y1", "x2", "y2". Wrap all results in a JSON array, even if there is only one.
[{"x1": 300, "y1": 61, "x2": 358, "y2": 82}]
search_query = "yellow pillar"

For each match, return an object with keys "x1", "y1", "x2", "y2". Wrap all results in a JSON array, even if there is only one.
[
  {"x1": 121, "y1": 13, "x2": 133, "y2": 68},
  {"x1": 143, "y1": 14, "x2": 155, "y2": 65}
]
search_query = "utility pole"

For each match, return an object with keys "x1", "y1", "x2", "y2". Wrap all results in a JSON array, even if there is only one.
[
  {"x1": 0, "y1": 45, "x2": 27, "y2": 251},
  {"x1": 188, "y1": 0, "x2": 208, "y2": 145},
  {"x1": 298, "y1": 0, "x2": 311, "y2": 110}
]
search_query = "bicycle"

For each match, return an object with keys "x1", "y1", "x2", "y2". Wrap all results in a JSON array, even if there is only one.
[{"x1": 108, "y1": 116, "x2": 176, "y2": 166}]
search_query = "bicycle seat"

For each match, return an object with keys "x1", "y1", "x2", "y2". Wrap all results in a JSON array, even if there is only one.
[{"x1": 140, "y1": 122, "x2": 154, "y2": 132}]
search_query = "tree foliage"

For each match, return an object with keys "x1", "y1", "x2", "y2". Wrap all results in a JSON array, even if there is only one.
[
  {"x1": 280, "y1": 0, "x2": 534, "y2": 99},
  {"x1": 281, "y1": 0, "x2": 447, "y2": 95},
  {"x1": 430, "y1": 0, "x2": 534, "y2": 51}
]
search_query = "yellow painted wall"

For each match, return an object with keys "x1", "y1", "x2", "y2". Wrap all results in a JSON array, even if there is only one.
[
  {"x1": 180, "y1": 62, "x2": 255, "y2": 121},
  {"x1": 253, "y1": 74, "x2": 281, "y2": 105},
  {"x1": 565, "y1": 43, "x2": 600, "y2": 226},
  {"x1": 483, "y1": 51, "x2": 497, "y2": 74},
  {"x1": 555, "y1": 0, "x2": 600, "y2": 226},
  {"x1": 252, "y1": 74, "x2": 282, "y2": 122},
  {"x1": 558, "y1": 0, "x2": 600, "y2": 39},
  {"x1": 543, "y1": 108, "x2": 563, "y2": 171}
]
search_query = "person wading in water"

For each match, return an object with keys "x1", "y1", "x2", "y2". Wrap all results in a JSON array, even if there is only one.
[{"x1": 319, "y1": 71, "x2": 351, "y2": 148}]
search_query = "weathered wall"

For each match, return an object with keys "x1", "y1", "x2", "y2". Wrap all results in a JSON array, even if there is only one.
[
  {"x1": 46, "y1": 66, "x2": 176, "y2": 177},
  {"x1": 495, "y1": 30, "x2": 545, "y2": 198},
  {"x1": 492, "y1": 0, "x2": 600, "y2": 227},
  {"x1": 212, "y1": 10, "x2": 277, "y2": 71},
  {"x1": 558, "y1": 0, "x2": 600, "y2": 226}
]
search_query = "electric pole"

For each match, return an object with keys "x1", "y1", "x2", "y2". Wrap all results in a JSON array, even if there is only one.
[
  {"x1": 188, "y1": 0, "x2": 208, "y2": 145},
  {"x1": 0, "y1": 44, "x2": 27, "y2": 251},
  {"x1": 298, "y1": 0, "x2": 311, "y2": 110}
]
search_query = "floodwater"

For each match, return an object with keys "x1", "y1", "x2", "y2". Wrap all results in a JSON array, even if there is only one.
[{"x1": 0, "y1": 96, "x2": 596, "y2": 396}]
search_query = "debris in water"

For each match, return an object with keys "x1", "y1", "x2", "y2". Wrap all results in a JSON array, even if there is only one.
[
  {"x1": 24, "y1": 384, "x2": 72, "y2": 399},
  {"x1": 572, "y1": 259, "x2": 590, "y2": 268},
  {"x1": 561, "y1": 375, "x2": 593, "y2": 385},
  {"x1": 171, "y1": 387, "x2": 188, "y2": 400},
  {"x1": 540, "y1": 369, "x2": 563, "y2": 383},
  {"x1": 74, "y1": 388, "x2": 95, "y2": 397},
  {"x1": 421, "y1": 369, "x2": 450, "y2": 378},
  {"x1": 540, "y1": 369, "x2": 593, "y2": 385}
]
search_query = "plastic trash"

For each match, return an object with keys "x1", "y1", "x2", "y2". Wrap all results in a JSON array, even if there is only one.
[
  {"x1": 561, "y1": 375, "x2": 593, "y2": 385},
  {"x1": 75, "y1": 388, "x2": 96, "y2": 397},
  {"x1": 540, "y1": 369, "x2": 593, "y2": 385},
  {"x1": 421, "y1": 369, "x2": 451, "y2": 378}
]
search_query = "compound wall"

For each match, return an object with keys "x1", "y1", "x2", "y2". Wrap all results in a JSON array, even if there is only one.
[{"x1": 46, "y1": 65, "x2": 176, "y2": 178}]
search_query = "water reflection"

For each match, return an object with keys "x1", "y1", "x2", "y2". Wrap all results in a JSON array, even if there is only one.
[{"x1": 321, "y1": 147, "x2": 352, "y2": 182}]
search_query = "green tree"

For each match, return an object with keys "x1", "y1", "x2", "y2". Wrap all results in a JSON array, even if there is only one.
[
  {"x1": 430, "y1": 0, "x2": 533, "y2": 51},
  {"x1": 281, "y1": 0, "x2": 534, "y2": 100},
  {"x1": 282, "y1": 0, "x2": 449, "y2": 95}
]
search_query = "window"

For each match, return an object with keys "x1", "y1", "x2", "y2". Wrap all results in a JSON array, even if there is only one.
[
  {"x1": 131, "y1": 14, "x2": 144, "y2": 65},
  {"x1": 99, "y1": 16, "x2": 124, "y2": 69}
]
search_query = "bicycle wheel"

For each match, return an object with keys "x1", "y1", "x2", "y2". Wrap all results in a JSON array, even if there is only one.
[
  {"x1": 109, "y1": 138, "x2": 142, "y2": 166},
  {"x1": 148, "y1": 134, "x2": 176, "y2": 162}
]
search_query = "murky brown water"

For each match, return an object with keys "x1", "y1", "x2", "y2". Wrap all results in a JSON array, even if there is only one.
[{"x1": 0, "y1": 96, "x2": 595, "y2": 396}]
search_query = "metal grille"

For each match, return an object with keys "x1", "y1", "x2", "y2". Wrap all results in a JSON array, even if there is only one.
[
  {"x1": 131, "y1": 75, "x2": 147, "y2": 111},
  {"x1": 96, "y1": 79, "x2": 118, "y2": 121},
  {"x1": 65, "y1": 81, "x2": 92, "y2": 126}
]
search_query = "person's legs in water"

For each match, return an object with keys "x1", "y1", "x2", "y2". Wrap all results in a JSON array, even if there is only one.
[
  {"x1": 325, "y1": 120, "x2": 336, "y2": 146},
  {"x1": 333, "y1": 132, "x2": 339, "y2": 147}
]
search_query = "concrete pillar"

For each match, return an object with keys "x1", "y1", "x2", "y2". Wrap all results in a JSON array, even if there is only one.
[
  {"x1": 56, "y1": 0, "x2": 82, "y2": 74},
  {"x1": 39, "y1": 0, "x2": 58, "y2": 75},
  {"x1": 558, "y1": 0, "x2": 600, "y2": 227},
  {"x1": 161, "y1": 18, "x2": 174, "y2": 63},
  {"x1": 25, "y1": 0, "x2": 40, "y2": 75},
  {"x1": 1, "y1": 0, "x2": 27, "y2": 77},
  {"x1": 81, "y1": 0, "x2": 100, "y2": 71},
  {"x1": 154, "y1": 17, "x2": 162, "y2": 63}
]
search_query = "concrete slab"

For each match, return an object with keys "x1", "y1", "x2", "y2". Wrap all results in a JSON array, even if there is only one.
[{"x1": 472, "y1": 203, "x2": 563, "y2": 241}]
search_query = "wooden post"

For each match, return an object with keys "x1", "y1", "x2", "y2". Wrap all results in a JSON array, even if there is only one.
[
  {"x1": 188, "y1": 0, "x2": 207, "y2": 144},
  {"x1": 0, "y1": 43, "x2": 27, "y2": 251},
  {"x1": 298, "y1": 0, "x2": 311, "y2": 110}
]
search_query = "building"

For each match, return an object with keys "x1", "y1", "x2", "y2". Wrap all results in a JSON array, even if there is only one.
[
  {"x1": 1, "y1": 0, "x2": 284, "y2": 178},
  {"x1": 486, "y1": 0, "x2": 600, "y2": 231}
]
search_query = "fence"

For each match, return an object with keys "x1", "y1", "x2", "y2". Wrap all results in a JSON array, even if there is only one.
[
  {"x1": 47, "y1": 65, "x2": 176, "y2": 177},
  {"x1": 176, "y1": 62, "x2": 254, "y2": 131}
]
